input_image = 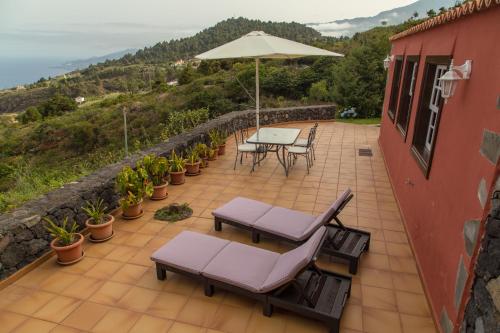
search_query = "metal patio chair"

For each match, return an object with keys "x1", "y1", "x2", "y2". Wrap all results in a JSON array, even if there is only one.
[
  {"x1": 287, "y1": 129, "x2": 315, "y2": 174},
  {"x1": 294, "y1": 123, "x2": 318, "y2": 161}
]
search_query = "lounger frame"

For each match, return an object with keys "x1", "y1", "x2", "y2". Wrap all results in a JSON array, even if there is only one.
[
  {"x1": 153, "y1": 232, "x2": 352, "y2": 333},
  {"x1": 214, "y1": 193, "x2": 371, "y2": 274}
]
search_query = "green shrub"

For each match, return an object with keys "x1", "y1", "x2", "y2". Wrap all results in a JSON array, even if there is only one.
[
  {"x1": 17, "y1": 107, "x2": 42, "y2": 124},
  {"x1": 308, "y1": 80, "x2": 330, "y2": 102}
]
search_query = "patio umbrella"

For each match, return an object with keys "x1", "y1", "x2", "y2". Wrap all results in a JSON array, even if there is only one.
[{"x1": 195, "y1": 31, "x2": 343, "y2": 134}]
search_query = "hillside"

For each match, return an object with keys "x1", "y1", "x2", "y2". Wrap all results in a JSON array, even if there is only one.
[
  {"x1": 0, "y1": 18, "x2": 322, "y2": 115},
  {"x1": 308, "y1": 0, "x2": 455, "y2": 36}
]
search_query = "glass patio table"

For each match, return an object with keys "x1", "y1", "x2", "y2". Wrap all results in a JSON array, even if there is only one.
[{"x1": 246, "y1": 127, "x2": 301, "y2": 176}]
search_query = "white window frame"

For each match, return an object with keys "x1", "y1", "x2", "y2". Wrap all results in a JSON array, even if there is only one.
[{"x1": 424, "y1": 65, "x2": 447, "y2": 152}]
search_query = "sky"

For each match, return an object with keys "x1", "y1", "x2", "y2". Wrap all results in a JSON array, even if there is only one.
[{"x1": 0, "y1": 0, "x2": 416, "y2": 59}]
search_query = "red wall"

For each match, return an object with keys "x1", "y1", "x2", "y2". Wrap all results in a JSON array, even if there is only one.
[{"x1": 379, "y1": 8, "x2": 500, "y2": 331}]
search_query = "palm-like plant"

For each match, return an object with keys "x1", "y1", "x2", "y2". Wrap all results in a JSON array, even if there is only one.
[
  {"x1": 44, "y1": 217, "x2": 79, "y2": 246},
  {"x1": 82, "y1": 199, "x2": 108, "y2": 225},
  {"x1": 186, "y1": 147, "x2": 200, "y2": 165},
  {"x1": 168, "y1": 150, "x2": 186, "y2": 173}
]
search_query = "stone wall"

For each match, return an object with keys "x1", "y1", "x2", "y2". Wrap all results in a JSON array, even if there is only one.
[
  {"x1": 462, "y1": 189, "x2": 500, "y2": 332},
  {"x1": 0, "y1": 105, "x2": 335, "y2": 279}
]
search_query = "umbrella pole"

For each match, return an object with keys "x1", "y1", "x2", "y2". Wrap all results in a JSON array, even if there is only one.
[{"x1": 255, "y1": 57, "x2": 260, "y2": 140}]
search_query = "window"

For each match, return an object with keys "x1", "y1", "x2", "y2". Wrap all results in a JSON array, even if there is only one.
[
  {"x1": 387, "y1": 57, "x2": 404, "y2": 121},
  {"x1": 396, "y1": 57, "x2": 419, "y2": 136},
  {"x1": 411, "y1": 56, "x2": 450, "y2": 176}
]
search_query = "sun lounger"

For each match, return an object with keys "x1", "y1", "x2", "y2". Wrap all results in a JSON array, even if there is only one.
[
  {"x1": 212, "y1": 188, "x2": 370, "y2": 274},
  {"x1": 151, "y1": 227, "x2": 351, "y2": 333}
]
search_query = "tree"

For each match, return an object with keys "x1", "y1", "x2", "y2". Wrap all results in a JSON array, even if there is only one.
[
  {"x1": 427, "y1": 9, "x2": 437, "y2": 17},
  {"x1": 178, "y1": 65, "x2": 196, "y2": 85},
  {"x1": 308, "y1": 80, "x2": 330, "y2": 102},
  {"x1": 413, "y1": 11, "x2": 419, "y2": 18},
  {"x1": 17, "y1": 107, "x2": 42, "y2": 124},
  {"x1": 38, "y1": 94, "x2": 77, "y2": 118},
  {"x1": 439, "y1": 7, "x2": 447, "y2": 14}
]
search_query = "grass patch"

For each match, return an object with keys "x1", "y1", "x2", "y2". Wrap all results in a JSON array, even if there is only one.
[
  {"x1": 154, "y1": 203, "x2": 193, "y2": 222},
  {"x1": 335, "y1": 118, "x2": 381, "y2": 125}
]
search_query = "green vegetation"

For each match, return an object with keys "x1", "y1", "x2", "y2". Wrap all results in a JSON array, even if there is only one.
[
  {"x1": 141, "y1": 154, "x2": 169, "y2": 186},
  {"x1": 0, "y1": 17, "x2": 424, "y2": 212},
  {"x1": 335, "y1": 118, "x2": 381, "y2": 125},
  {"x1": 154, "y1": 203, "x2": 193, "y2": 222},
  {"x1": 82, "y1": 199, "x2": 109, "y2": 225},
  {"x1": 116, "y1": 165, "x2": 153, "y2": 210},
  {"x1": 44, "y1": 217, "x2": 79, "y2": 246}
]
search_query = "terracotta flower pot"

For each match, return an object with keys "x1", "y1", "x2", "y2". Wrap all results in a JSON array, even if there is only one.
[
  {"x1": 151, "y1": 182, "x2": 168, "y2": 200},
  {"x1": 51, "y1": 233, "x2": 84, "y2": 264},
  {"x1": 200, "y1": 157, "x2": 209, "y2": 168},
  {"x1": 122, "y1": 199, "x2": 143, "y2": 219},
  {"x1": 218, "y1": 144, "x2": 226, "y2": 155},
  {"x1": 85, "y1": 215, "x2": 114, "y2": 241},
  {"x1": 170, "y1": 169, "x2": 186, "y2": 185},
  {"x1": 186, "y1": 161, "x2": 201, "y2": 175},
  {"x1": 208, "y1": 148, "x2": 219, "y2": 161}
]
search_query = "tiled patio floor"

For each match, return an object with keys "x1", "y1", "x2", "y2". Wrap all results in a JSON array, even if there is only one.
[{"x1": 0, "y1": 121, "x2": 438, "y2": 333}]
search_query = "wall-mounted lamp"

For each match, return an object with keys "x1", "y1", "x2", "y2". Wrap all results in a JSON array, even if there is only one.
[
  {"x1": 383, "y1": 55, "x2": 394, "y2": 70},
  {"x1": 438, "y1": 59, "x2": 472, "y2": 102}
]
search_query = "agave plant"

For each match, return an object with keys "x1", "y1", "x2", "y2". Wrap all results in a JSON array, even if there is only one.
[
  {"x1": 44, "y1": 217, "x2": 79, "y2": 246},
  {"x1": 141, "y1": 154, "x2": 169, "y2": 186},
  {"x1": 208, "y1": 129, "x2": 220, "y2": 147},
  {"x1": 186, "y1": 147, "x2": 200, "y2": 165},
  {"x1": 168, "y1": 150, "x2": 186, "y2": 173},
  {"x1": 194, "y1": 143, "x2": 209, "y2": 158},
  {"x1": 82, "y1": 199, "x2": 108, "y2": 225}
]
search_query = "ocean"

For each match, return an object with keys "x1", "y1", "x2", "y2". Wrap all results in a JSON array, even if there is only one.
[{"x1": 0, "y1": 57, "x2": 71, "y2": 90}]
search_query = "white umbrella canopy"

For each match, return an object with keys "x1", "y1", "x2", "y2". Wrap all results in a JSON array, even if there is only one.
[{"x1": 195, "y1": 31, "x2": 343, "y2": 135}]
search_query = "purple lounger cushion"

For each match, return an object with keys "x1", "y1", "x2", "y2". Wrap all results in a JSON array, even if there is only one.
[
  {"x1": 202, "y1": 243, "x2": 279, "y2": 292},
  {"x1": 254, "y1": 189, "x2": 352, "y2": 242},
  {"x1": 151, "y1": 231, "x2": 229, "y2": 274},
  {"x1": 212, "y1": 197, "x2": 272, "y2": 227},
  {"x1": 261, "y1": 226, "x2": 327, "y2": 293},
  {"x1": 202, "y1": 227, "x2": 326, "y2": 293}
]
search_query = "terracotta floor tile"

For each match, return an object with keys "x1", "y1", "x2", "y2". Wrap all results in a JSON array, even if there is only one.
[
  {"x1": 209, "y1": 304, "x2": 252, "y2": 333},
  {"x1": 386, "y1": 242, "x2": 413, "y2": 257},
  {"x1": 389, "y1": 257, "x2": 418, "y2": 274},
  {"x1": 110, "y1": 263, "x2": 148, "y2": 284},
  {"x1": 400, "y1": 314, "x2": 438, "y2": 333},
  {"x1": 284, "y1": 315, "x2": 329, "y2": 333},
  {"x1": 177, "y1": 298, "x2": 221, "y2": 327},
  {"x1": 0, "y1": 311, "x2": 29, "y2": 333},
  {"x1": 361, "y1": 285, "x2": 397, "y2": 311},
  {"x1": 33, "y1": 295, "x2": 81, "y2": 322},
  {"x1": 13, "y1": 268, "x2": 54, "y2": 289},
  {"x1": 363, "y1": 307, "x2": 402, "y2": 333},
  {"x1": 91, "y1": 308, "x2": 140, "y2": 333},
  {"x1": 85, "y1": 243, "x2": 117, "y2": 258},
  {"x1": 62, "y1": 301, "x2": 110, "y2": 330},
  {"x1": 126, "y1": 233, "x2": 154, "y2": 247},
  {"x1": 392, "y1": 274, "x2": 424, "y2": 294},
  {"x1": 0, "y1": 286, "x2": 31, "y2": 310},
  {"x1": 147, "y1": 291, "x2": 188, "y2": 319},
  {"x1": 245, "y1": 308, "x2": 286, "y2": 333},
  {"x1": 8, "y1": 290, "x2": 56, "y2": 316},
  {"x1": 39, "y1": 272, "x2": 80, "y2": 293},
  {"x1": 104, "y1": 245, "x2": 137, "y2": 262},
  {"x1": 137, "y1": 222, "x2": 165, "y2": 235},
  {"x1": 368, "y1": 240, "x2": 387, "y2": 254},
  {"x1": 136, "y1": 267, "x2": 168, "y2": 290},
  {"x1": 12, "y1": 318, "x2": 57, "y2": 333},
  {"x1": 84, "y1": 259, "x2": 123, "y2": 279},
  {"x1": 222, "y1": 293, "x2": 257, "y2": 308},
  {"x1": 167, "y1": 322, "x2": 206, "y2": 333},
  {"x1": 340, "y1": 304, "x2": 363, "y2": 331},
  {"x1": 384, "y1": 230, "x2": 409, "y2": 244},
  {"x1": 162, "y1": 273, "x2": 198, "y2": 296},
  {"x1": 360, "y1": 253, "x2": 391, "y2": 271},
  {"x1": 58, "y1": 256, "x2": 99, "y2": 275},
  {"x1": 48, "y1": 325, "x2": 83, "y2": 333},
  {"x1": 89, "y1": 281, "x2": 132, "y2": 306},
  {"x1": 61, "y1": 276, "x2": 103, "y2": 299},
  {"x1": 359, "y1": 268, "x2": 394, "y2": 289},
  {"x1": 396, "y1": 291, "x2": 431, "y2": 316},
  {"x1": 128, "y1": 248, "x2": 155, "y2": 266},
  {"x1": 129, "y1": 314, "x2": 172, "y2": 333},
  {"x1": 117, "y1": 286, "x2": 159, "y2": 312}
]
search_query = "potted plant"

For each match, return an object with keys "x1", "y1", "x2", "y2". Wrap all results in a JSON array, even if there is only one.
[
  {"x1": 116, "y1": 165, "x2": 153, "y2": 219},
  {"x1": 168, "y1": 150, "x2": 186, "y2": 185},
  {"x1": 45, "y1": 217, "x2": 84, "y2": 264},
  {"x1": 185, "y1": 147, "x2": 201, "y2": 176},
  {"x1": 217, "y1": 130, "x2": 227, "y2": 155},
  {"x1": 208, "y1": 145, "x2": 218, "y2": 161},
  {"x1": 142, "y1": 154, "x2": 169, "y2": 200},
  {"x1": 194, "y1": 143, "x2": 209, "y2": 168},
  {"x1": 209, "y1": 129, "x2": 222, "y2": 156},
  {"x1": 82, "y1": 199, "x2": 114, "y2": 242}
]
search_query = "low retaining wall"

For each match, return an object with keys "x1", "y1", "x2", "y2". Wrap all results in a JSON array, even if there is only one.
[{"x1": 0, "y1": 105, "x2": 335, "y2": 279}]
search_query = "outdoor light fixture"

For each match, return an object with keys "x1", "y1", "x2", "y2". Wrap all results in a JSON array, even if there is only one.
[
  {"x1": 439, "y1": 59, "x2": 472, "y2": 102},
  {"x1": 383, "y1": 55, "x2": 394, "y2": 70}
]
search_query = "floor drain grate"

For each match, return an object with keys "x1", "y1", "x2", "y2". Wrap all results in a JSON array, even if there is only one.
[{"x1": 358, "y1": 148, "x2": 373, "y2": 157}]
